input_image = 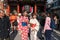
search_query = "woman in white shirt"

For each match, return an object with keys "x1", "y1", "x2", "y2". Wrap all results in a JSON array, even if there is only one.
[{"x1": 30, "y1": 14, "x2": 40, "y2": 40}]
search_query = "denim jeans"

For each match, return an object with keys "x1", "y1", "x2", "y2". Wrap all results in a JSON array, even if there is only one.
[{"x1": 45, "y1": 30, "x2": 52, "y2": 40}]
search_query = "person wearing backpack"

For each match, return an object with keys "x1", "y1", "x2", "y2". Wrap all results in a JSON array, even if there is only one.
[{"x1": 43, "y1": 13, "x2": 53, "y2": 40}]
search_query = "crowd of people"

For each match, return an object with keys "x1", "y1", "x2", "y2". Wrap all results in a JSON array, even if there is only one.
[{"x1": 0, "y1": 9, "x2": 59, "y2": 40}]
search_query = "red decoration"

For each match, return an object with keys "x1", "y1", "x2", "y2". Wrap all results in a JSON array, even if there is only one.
[
  {"x1": 31, "y1": 24, "x2": 36, "y2": 28},
  {"x1": 17, "y1": 5, "x2": 20, "y2": 13}
]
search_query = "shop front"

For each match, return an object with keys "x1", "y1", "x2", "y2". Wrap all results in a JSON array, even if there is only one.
[{"x1": 4, "y1": 0, "x2": 46, "y2": 15}]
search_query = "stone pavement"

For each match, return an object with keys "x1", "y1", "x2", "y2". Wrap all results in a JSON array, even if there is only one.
[
  {"x1": 14, "y1": 33, "x2": 21, "y2": 40},
  {"x1": 10, "y1": 29, "x2": 60, "y2": 40}
]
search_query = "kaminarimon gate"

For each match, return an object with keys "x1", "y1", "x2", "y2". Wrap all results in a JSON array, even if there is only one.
[{"x1": 4, "y1": 0, "x2": 47, "y2": 15}]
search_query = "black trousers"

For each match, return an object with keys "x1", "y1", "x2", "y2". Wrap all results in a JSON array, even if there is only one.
[
  {"x1": 37, "y1": 26, "x2": 44, "y2": 40},
  {"x1": 0, "y1": 37, "x2": 10, "y2": 40},
  {"x1": 45, "y1": 30, "x2": 52, "y2": 40}
]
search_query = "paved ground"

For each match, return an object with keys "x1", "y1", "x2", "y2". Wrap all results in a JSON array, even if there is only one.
[
  {"x1": 10, "y1": 29, "x2": 60, "y2": 40},
  {"x1": 51, "y1": 29, "x2": 60, "y2": 40},
  {"x1": 14, "y1": 33, "x2": 21, "y2": 40}
]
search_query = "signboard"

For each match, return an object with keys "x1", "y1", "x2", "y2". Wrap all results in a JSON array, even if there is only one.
[
  {"x1": 22, "y1": 5, "x2": 33, "y2": 13},
  {"x1": 24, "y1": 5, "x2": 30, "y2": 12}
]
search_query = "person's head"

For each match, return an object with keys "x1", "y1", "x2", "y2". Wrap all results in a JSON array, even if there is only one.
[
  {"x1": 32, "y1": 14, "x2": 37, "y2": 19},
  {"x1": 10, "y1": 13, "x2": 12, "y2": 16},
  {"x1": 54, "y1": 15, "x2": 57, "y2": 19},
  {"x1": 14, "y1": 12, "x2": 18, "y2": 16},
  {"x1": 0, "y1": 9, "x2": 4, "y2": 18},
  {"x1": 54, "y1": 15, "x2": 57, "y2": 17},
  {"x1": 46, "y1": 12, "x2": 51, "y2": 17},
  {"x1": 22, "y1": 10, "x2": 28, "y2": 16},
  {"x1": 13, "y1": 10, "x2": 17, "y2": 13},
  {"x1": 12, "y1": 12, "x2": 16, "y2": 15},
  {"x1": 41, "y1": 12, "x2": 46, "y2": 16}
]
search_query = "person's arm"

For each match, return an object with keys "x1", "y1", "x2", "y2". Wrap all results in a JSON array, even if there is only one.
[
  {"x1": 7, "y1": 17, "x2": 11, "y2": 32},
  {"x1": 35, "y1": 19, "x2": 40, "y2": 31},
  {"x1": 43, "y1": 17, "x2": 49, "y2": 32}
]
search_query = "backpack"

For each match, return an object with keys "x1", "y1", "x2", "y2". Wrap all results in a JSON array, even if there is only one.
[{"x1": 50, "y1": 19, "x2": 56, "y2": 29}]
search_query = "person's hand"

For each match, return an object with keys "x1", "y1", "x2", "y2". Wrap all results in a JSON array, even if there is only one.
[{"x1": 43, "y1": 30, "x2": 45, "y2": 33}]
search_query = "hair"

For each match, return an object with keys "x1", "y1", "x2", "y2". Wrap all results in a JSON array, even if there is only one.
[
  {"x1": 22, "y1": 10, "x2": 28, "y2": 16},
  {"x1": 32, "y1": 13, "x2": 37, "y2": 18},
  {"x1": 46, "y1": 12, "x2": 51, "y2": 17},
  {"x1": 22, "y1": 10, "x2": 28, "y2": 13}
]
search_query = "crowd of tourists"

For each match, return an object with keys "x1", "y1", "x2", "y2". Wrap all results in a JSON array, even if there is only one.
[{"x1": 0, "y1": 9, "x2": 59, "y2": 40}]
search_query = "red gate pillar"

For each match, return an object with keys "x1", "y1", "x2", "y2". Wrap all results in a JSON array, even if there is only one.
[
  {"x1": 34, "y1": 4, "x2": 37, "y2": 14},
  {"x1": 17, "y1": 4, "x2": 20, "y2": 13}
]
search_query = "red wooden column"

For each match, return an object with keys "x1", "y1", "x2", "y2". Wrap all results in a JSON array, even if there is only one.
[
  {"x1": 17, "y1": 4, "x2": 20, "y2": 13},
  {"x1": 34, "y1": 4, "x2": 37, "y2": 14}
]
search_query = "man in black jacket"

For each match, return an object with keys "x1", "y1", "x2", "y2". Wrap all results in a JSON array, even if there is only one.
[
  {"x1": 0, "y1": 9, "x2": 11, "y2": 40},
  {"x1": 37, "y1": 13, "x2": 46, "y2": 40}
]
